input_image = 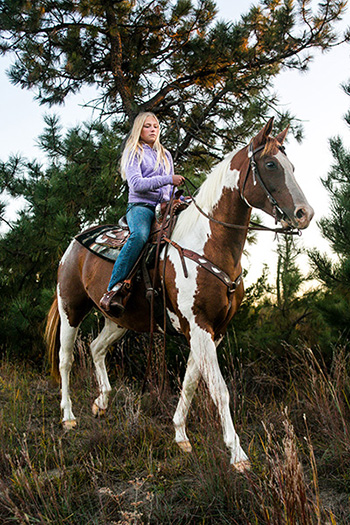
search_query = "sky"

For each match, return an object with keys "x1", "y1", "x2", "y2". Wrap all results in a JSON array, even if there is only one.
[{"x1": 0, "y1": 0, "x2": 349, "y2": 286}]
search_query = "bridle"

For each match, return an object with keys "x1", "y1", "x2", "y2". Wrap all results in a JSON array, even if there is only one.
[
  {"x1": 183, "y1": 141, "x2": 300, "y2": 235},
  {"x1": 143, "y1": 140, "x2": 299, "y2": 392},
  {"x1": 240, "y1": 141, "x2": 287, "y2": 224}
]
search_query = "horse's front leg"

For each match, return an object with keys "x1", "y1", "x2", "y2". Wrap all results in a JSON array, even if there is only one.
[
  {"x1": 173, "y1": 337, "x2": 225, "y2": 452},
  {"x1": 173, "y1": 350, "x2": 201, "y2": 453},
  {"x1": 90, "y1": 318, "x2": 127, "y2": 417},
  {"x1": 186, "y1": 323, "x2": 249, "y2": 470}
]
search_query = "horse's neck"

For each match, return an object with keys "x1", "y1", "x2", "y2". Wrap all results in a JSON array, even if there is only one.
[
  {"x1": 207, "y1": 188, "x2": 251, "y2": 269},
  {"x1": 172, "y1": 153, "x2": 251, "y2": 276}
]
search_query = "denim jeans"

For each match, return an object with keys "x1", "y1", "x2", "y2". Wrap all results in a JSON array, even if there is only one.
[{"x1": 108, "y1": 203, "x2": 155, "y2": 291}]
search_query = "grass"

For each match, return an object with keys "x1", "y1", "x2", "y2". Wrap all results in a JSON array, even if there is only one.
[{"x1": 0, "y1": 339, "x2": 349, "y2": 524}]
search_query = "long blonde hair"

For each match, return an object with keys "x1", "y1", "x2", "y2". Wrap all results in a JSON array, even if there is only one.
[{"x1": 120, "y1": 112, "x2": 171, "y2": 180}]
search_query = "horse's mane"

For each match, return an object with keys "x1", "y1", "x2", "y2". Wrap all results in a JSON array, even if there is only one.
[
  {"x1": 172, "y1": 151, "x2": 238, "y2": 241},
  {"x1": 263, "y1": 136, "x2": 280, "y2": 155}
]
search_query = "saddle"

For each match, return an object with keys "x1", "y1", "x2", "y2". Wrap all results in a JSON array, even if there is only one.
[
  {"x1": 75, "y1": 196, "x2": 241, "y2": 330},
  {"x1": 92, "y1": 197, "x2": 189, "y2": 253},
  {"x1": 74, "y1": 198, "x2": 189, "y2": 334},
  {"x1": 74, "y1": 199, "x2": 186, "y2": 263}
]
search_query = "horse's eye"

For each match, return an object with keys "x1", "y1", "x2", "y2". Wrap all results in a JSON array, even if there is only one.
[{"x1": 266, "y1": 161, "x2": 276, "y2": 169}]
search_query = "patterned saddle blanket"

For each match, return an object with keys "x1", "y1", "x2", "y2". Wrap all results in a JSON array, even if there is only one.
[
  {"x1": 75, "y1": 198, "x2": 190, "y2": 262},
  {"x1": 75, "y1": 215, "x2": 174, "y2": 262},
  {"x1": 75, "y1": 222, "x2": 131, "y2": 262}
]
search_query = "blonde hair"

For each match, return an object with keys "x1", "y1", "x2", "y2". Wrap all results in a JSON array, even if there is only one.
[{"x1": 120, "y1": 112, "x2": 171, "y2": 180}]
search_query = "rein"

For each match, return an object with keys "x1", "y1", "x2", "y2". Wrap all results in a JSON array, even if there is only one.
[
  {"x1": 183, "y1": 144, "x2": 301, "y2": 237},
  {"x1": 142, "y1": 142, "x2": 300, "y2": 392},
  {"x1": 142, "y1": 188, "x2": 178, "y2": 395}
]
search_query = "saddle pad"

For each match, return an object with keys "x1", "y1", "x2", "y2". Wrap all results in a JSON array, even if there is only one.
[{"x1": 75, "y1": 224, "x2": 127, "y2": 262}]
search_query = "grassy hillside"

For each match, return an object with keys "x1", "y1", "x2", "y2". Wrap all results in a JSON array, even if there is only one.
[{"x1": 0, "y1": 339, "x2": 349, "y2": 524}]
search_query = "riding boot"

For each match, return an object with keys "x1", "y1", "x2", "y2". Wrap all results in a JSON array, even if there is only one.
[{"x1": 99, "y1": 281, "x2": 131, "y2": 316}]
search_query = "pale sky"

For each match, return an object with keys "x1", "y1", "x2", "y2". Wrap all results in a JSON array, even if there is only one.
[{"x1": 0, "y1": 1, "x2": 349, "y2": 286}]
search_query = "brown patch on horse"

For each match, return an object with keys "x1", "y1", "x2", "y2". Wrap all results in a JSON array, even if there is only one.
[
  {"x1": 191, "y1": 188, "x2": 249, "y2": 337},
  {"x1": 58, "y1": 242, "x2": 103, "y2": 327}
]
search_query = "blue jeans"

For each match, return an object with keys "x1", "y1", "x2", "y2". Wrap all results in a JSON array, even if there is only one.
[{"x1": 108, "y1": 203, "x2": 155, "y2": 291}]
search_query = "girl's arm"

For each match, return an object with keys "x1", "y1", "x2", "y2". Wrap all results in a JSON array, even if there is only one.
[{"x1": 126, "y1": 155, "x2": 173, "y2": 193}]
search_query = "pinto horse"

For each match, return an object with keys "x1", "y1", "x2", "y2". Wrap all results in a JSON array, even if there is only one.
[{"x1": 45, "y1": 118, "x2": 313, "y2": 471}]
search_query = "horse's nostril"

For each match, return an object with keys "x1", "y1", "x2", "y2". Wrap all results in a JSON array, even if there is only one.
[{"x1": 296, "y1": 207, "x2": 305, "y2": 220}]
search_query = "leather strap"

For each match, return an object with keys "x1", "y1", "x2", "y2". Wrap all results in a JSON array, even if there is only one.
[{"x1": 163, "y1": 237, "x2": 242, "y2": 293}]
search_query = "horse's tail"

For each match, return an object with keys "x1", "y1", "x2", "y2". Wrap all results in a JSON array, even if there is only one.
[{"x1": 44, "y1": 292, "x2": 61, "y2": 384}]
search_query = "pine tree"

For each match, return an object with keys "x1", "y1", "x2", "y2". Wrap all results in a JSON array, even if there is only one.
[
  {"x1": 229, "y1": 235, "x2": 323, "y2": 358},
  {"x1": 0, "y1": 0, "x2": 347, "y2": 170},
  {"x1": 309, "y1": 79, "x2": 350, "y2": 340},
  {"x1": 0, "y1": 117, "x2": 125, "y2": 358},
  {"x1": 0, "y1": 0, "x2": 347, "y2": 358}
]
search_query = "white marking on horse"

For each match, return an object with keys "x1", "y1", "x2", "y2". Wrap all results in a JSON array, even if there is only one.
[
  {"x1": 169, "y1": 155, "x2": 241, "y2": 322},
  {"x1": 174, "y1": 323, "x2": 248, "y2": 464},
  {"x1": 57, "y1": 283, "x2": 127, "y2": 421},
  {"x1": 57, "y1": 283, "x2": 78, "y2": 423},
  {"x1": 167, "y1": 309, "x2": 182, "y2": 332},
  {"x1": 59, "y1": 240, "x2": 76, "y2": 268},
  {"x1": 275, "y1": 150, "x2": 304, "y2": 201},
  {"x1": 171, "y1": 153, "x2": 239, "y2": 241},
  {"x1": 57, "y1": 283, "x2": 73, "y2": 327},
  {"x1": 90, "y1": 320, "x2": 127, "y2": 412}
]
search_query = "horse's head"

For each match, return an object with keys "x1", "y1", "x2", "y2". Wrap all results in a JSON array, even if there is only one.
[{"x1": 237, "y1": 118, "x2": 314, "y2": 230}]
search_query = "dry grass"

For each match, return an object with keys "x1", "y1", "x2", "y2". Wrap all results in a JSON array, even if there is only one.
[{"x1": 0, "y1": 340, "x2": 349, "y2": 524}]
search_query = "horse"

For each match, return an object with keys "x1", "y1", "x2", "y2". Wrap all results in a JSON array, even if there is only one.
[{"x1": 45, "y1": 117, "x2": 314, "y2": 471}]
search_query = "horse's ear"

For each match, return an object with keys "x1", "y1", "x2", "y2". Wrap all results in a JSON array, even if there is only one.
[
  {"x1": 254, "y1": 117, "x2": 274, "y2": 146},
  {"x1": 275, "y1": 125, "x2": 289, "y2": 146}
]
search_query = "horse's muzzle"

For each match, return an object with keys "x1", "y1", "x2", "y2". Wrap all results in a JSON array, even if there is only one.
[{"x1": 281, "y1": 203, "x2": 314, "y2": 230}]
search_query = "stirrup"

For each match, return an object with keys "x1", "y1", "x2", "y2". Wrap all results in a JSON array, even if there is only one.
[{"x1": 99, "y1": 284, "x2": 126, "y2": 315}]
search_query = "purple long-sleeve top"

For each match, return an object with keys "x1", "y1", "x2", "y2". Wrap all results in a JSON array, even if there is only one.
[{"x1": 125, "y1": 144, "x2": 174, "y2": 205}]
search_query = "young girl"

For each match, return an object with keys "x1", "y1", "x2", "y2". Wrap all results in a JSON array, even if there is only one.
[{"x1": 100, "y1": 112, "x2": 184, "y2": 314}]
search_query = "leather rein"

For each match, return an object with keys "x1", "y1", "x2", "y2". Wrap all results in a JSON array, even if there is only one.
[
  {"x1": 142, "y1": 142, "x2": 300, "y2": 393},
  {"x1": 183, "y1": 142, "x2": 301, "y2": 236}
]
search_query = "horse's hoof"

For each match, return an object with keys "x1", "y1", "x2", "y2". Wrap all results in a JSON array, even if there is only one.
[
  {"x1": 62, "y1": 419, "x2": 77, "y2": 430},
  {"x1": 176, "y1": 440, "x2": 192, "y2": 453},
  {"x1": 232, "y1": 460, "x2": 251, "y2": 473},
  {"x1": 92, "y1": 402, "x2": 106, "y2": 418}
]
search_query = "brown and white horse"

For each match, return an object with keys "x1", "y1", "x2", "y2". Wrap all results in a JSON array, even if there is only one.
[{"x1": 45, "y1": 118, "x2": 313, "y2": 471}]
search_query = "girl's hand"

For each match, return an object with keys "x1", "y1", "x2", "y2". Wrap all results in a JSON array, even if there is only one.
[{"x1": 172, "y1": 175, "x2": 185, "y2": 186}]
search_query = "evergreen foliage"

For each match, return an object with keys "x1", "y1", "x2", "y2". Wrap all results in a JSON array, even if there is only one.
[
  {"x1": 0, "y1": 117, "x2": 125, "y2": 358},
  {"x1": 229, "y1": 235, "x2": 326, "y2": 358},
  {"x1": 0, "y1": 0, "x2": 347, "y2": 171},
  {"x1": 0, "y1": 0, "x2": 348, "y2": 360},
  {"x1": 309, "y1": 79, "x2": 350, "y2": 341}
]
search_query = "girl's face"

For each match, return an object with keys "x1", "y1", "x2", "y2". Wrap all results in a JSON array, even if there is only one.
[{"x1": 140, "y1": 116, "x2": 160, "y2": 146}]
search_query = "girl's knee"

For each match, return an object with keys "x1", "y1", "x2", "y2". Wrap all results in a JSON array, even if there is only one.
[{"x1": 131, "y1": 229, "x2": 149, "y2": 245}]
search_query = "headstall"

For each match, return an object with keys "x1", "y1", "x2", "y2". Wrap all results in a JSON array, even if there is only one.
[
  {"x1": 183, "y1": 141, "x2": 300, "y2": 236},
  {"x1": 240, "y1": 142, "x2": 287, "y2": 224}
]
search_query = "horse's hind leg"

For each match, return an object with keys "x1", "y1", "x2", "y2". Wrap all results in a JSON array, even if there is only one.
[
  {"x1": 58, "y1": 292, "x2": 80, "y2": 428},
  {"x1": 90, "y1": 318, "x2": 127, "y2": 417}
]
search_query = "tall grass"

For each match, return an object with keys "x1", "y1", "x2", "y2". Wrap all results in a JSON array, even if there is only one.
[{"x1": 0, "y1": 341, "x2": 349, "y2": 523}]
